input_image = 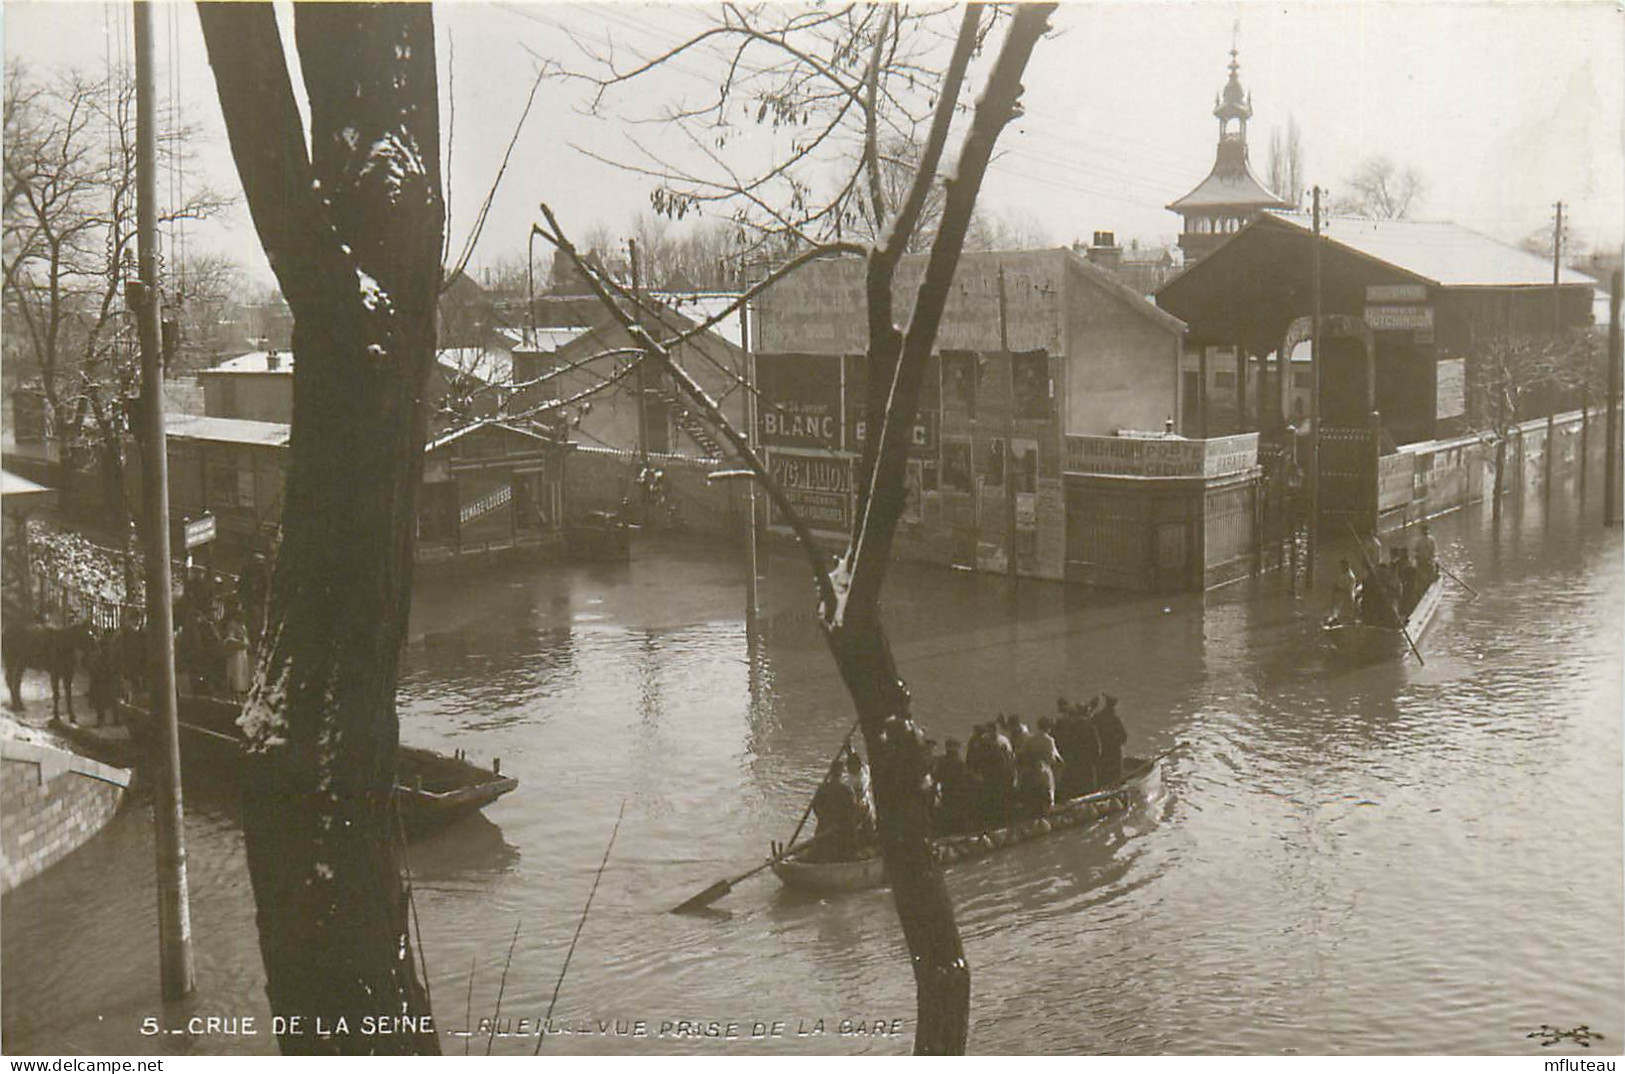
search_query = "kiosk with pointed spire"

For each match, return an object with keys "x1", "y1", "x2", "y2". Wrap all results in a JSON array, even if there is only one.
[{"x1": 1169, "y1": 44, "x2": 1292, "y2": 263}]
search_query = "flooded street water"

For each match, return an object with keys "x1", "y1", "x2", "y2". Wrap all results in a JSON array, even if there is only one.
[{"x1": 5, "y1": 472, "x2": 1620, "y2": 1056}]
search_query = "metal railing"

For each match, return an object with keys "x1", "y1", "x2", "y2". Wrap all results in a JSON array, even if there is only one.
[{"x1": 30, "y1": 566, "x2": 146, "y2": 633}]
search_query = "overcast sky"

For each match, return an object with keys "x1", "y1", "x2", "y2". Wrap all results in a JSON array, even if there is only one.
[{"x1": 5, "y1": 1, "x2": 1621, "y2": 291}]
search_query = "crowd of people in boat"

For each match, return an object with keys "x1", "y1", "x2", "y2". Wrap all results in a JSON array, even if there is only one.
[
  {"x1": 1326, "y1": 523, "x2": 1440, "y2": 629},
  {"x1": 805, "y1": 694, "x2": 1130, "y2": 862}
]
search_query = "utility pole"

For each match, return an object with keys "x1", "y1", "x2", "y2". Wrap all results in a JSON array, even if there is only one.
[
  {"x1": 998, "y1": 265, "x2": 1017, "y2": 580},
  {"x1": 1547, "y1": 201, "x2": 1563, "y2": 495},
  {"x1": 526, "y1": 226, "x2": 539, "y2": 347},
  {"x1": 1553, "y1": 202, "x2": 1565, "y2": 334},
  {"x1": 1307, "y1": 185, "x2": 1322, "y2": 584},
  {"x1": 133, "y1": 0, "x2": 194, "y2": 1001},
  {"x1": 740, "y1": 292, "x2": 759, "y2": 620},
  {"x1": 1607, "y1": 269, "x2": 1622, "y2": 528},
  {"x1": 1197, "y1": 346, "x2": 1209, "y2": 439},
  {"x1": 629, "y1": 238, "x2": 649, "y2": 523}
]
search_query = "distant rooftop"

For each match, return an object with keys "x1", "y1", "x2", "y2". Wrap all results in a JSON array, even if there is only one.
[
  {"x1": 500, "y1": 326, "x2": 591, "y2": 352},
  {"x1": 202, "y1": 348, "x2": 515, "y2": 384},
  {"x1": 201, "y1": 351, "x2": 290, "y2": 375},
  {"x1": 509, "y1": 294, "x2": 748, "y2": 353},
  {"x1": 436, "y1": 347, "x2": 514, "y2": 386},
  {"x1": 165, "y1": 413, "x2": 291, "y2": 448},
  {"x1": 650, "y1": 292, "x2": 746, "y2": 350}
]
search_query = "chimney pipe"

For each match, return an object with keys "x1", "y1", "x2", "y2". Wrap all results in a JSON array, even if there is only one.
[{"x1": 1087, "y1": 230, "x2": 1122, "y2": 271}]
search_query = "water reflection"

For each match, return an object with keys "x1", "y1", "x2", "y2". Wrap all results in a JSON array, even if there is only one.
[
  {"x1": 2, "y1": 472, "x2": 1619, "y2": 1056},
  {"x1": 407, "y1": 815, "x2": 521, "y2": 882}
]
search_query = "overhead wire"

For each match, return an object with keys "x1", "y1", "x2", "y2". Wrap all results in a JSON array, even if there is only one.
[{"x1": 498, "y1": 1, "x2": 1213, "y2": 239}]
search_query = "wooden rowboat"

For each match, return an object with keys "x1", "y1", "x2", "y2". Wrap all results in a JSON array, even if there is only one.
[
  {"x1": 564, "y1": 510, "x2": 633, "y2": 561},
  {"x1": 772, "y1": 754, "x2": 1159, "y2": 895},
  {"x1": 1322, "y1": 575, "x2": 1445, "y2": 652},
  {"x1": 120, "y1": 694, "x2": 517, "y2": 833},
  {"x1": 394, "y1": 743, "x2": 519, "y2": 831}
]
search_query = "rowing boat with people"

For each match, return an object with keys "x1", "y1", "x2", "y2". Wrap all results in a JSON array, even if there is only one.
[
  {"x1": 770, "y1": 753, "x2": 1160, "y2": 895},
  {"x1": 1322, "y1": 574, "x2": 1445, "y2": 653}
]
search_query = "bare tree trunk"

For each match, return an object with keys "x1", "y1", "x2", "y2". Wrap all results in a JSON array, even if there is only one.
[
  {"x1": 826, "y1": 612, "x2": 970, "y2": 1051},
  {"x1": 833, "y1": 9, "x2": 1054, "y2": 1051},
  {"x1": 541, "y1": 5, "x2": 1055, "y2": 1052},
  {"x1": 197, "y1": 4, "x2": 443, "y2": 1054}
]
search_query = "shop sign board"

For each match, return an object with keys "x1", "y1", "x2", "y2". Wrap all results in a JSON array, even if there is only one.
[
  {"x1": 183, "y1": 514, "x2": 216, "y2": 549},
  {"x1": 767, "y1": 450, "x2": 853, "y2": 534},
  {"x1": 1364, "y1": 304, "x2": 1435, "y2": 331},
  {"x1": 1365, "y1": 283, "x2": 1429, "y2": 304},
  {"x1": 1065, "y1": 433, "x2": 1258, "y2": 478},
  {"x1": 755, "y1": 354, "x2": 844, "y2": 450}
]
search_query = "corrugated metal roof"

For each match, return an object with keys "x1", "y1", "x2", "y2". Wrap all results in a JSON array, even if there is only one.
[
  {"x1": 1262, "y1": 212, "x2": 1596, "y2": 288},
  {"x1": 164, "y1": 413, "x2": 291, "y2": 447}
]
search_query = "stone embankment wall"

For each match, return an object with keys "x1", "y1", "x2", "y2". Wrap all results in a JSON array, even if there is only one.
[{"x1": 1, "y1": 735, "x2": 129, "y2": 893}]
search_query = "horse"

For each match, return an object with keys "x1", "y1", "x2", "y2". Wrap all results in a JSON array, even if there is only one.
[
  {"x1": 111, "y1": 622, "x2": 149, "y2": 697},
  {"x1": 3, "y1": 621, "x2": 95, "y2": 720}
]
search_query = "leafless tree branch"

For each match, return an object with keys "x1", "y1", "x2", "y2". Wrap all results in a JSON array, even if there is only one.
[{"x1": 534, "y1": 207, "x2": 839, "y2": 613}]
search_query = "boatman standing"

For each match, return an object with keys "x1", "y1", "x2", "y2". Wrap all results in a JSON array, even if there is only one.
[
  {"x1": 1328, "y1": 558, "x2": 1360, "y2": 626},
  {"x1": 812, "y1": 757, "x2": 858, "y2": 862},
  {"x1": 1413, "y1": 523, "x2": 1437, "y2": 588},
  {"x1": 1091, "y1": 697, "x2": 1128, "y2": 788},
  {"x1": 1362, "y1": 531, "x2": 1384, "y2": 575},
  {"x1": 842, "y1": 751, "x2": 877, "y2": 846}
]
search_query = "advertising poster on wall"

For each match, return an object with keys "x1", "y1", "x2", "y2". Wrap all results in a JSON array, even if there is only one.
[
  {"x1": 755, "y1": 353, "x2": 845, "y2": 451},
  {"x1": 766, "y1": 449, "x2": 853, "y2": 536}
]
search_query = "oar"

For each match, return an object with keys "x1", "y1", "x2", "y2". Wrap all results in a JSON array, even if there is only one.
[
  {"x1": 1436, "y1": 561, "x2": 1479, "y2": 599},
  {"x1": 779, "y1": 718, "x2": 861, "y2": 851},
  {"x1": 670, "y1": 830, "x2": 826, "y2": 914},
  {"x1": 671, "y1": 719, "x2": 861, "y2": 914},
  {"x1": 1124, "y1": 742, "x2": 1186, "y2": 781},
  {"x1": 1346, "y1": 522, "x2": 1425, "y2": 666}
]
